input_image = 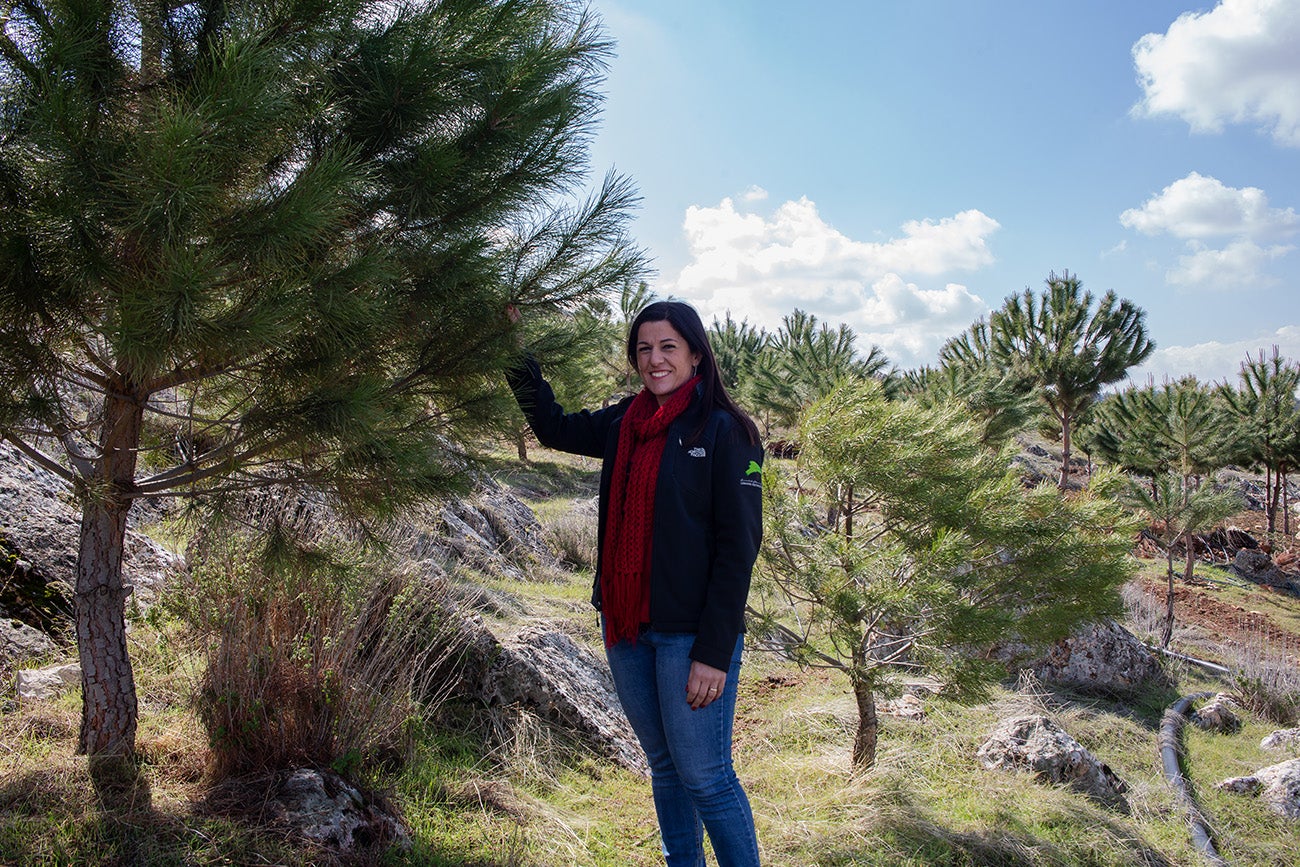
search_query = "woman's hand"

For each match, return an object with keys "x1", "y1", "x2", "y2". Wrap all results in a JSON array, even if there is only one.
[{"x1": 686, "y1": 660, "x2": 726, "y2": 710}]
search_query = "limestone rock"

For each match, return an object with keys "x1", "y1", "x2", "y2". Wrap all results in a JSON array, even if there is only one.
[
  {"x1": 1261, "y1": 729, "x2": 1300, "y2": 752},
  {"x1": 1192, "y1": 693, "x2": 1242, "y2": 734},
  {"x1": 1025, "y1": 619, "x2": 1168, "y2": 695},
  {"x1": 977, "y1": 714, "x2": 1128, "y2": 804},
  {"x1": 393, "y1": 480, "x2": 563, "y2": 583},
  {"x1": 455, "y1": 614, "x2": 646, "y2": 774},
  {"x1": 270, "y1": 768, "x2": 409, "y2": 852},
  {"x1": 1216, "y1": 758, "x2": 1300, "y2": 820},
  {"x1": 1, "y1": 617, "x2": 57, "y2": 665},
  {"x1": 16, "y1": 662, "x2": 81, "y2": 701},
  {"x1": 879, "y1": 694, "x2": 925, "y2": 720},
  {"x1": 0, "y1": 441, "x2": 182, "y2": 622}
]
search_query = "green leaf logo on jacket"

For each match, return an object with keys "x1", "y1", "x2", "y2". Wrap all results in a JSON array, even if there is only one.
[{"x1": 745, "y1": 460, "x2": 762, "y2": 476}]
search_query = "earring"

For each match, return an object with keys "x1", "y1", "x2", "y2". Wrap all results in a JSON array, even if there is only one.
[{"x1": 692, "y1": 365, "x2": 698, "y2": 377}]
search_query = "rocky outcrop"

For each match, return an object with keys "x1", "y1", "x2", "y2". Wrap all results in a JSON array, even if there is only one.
[
  {"x1": 454, "y1": 614, "x2": 645, "y2": 774},
  {"x1": 1233, "y1": 549, "x2": 1299, "y2": 594},
  {"x1": 1, "y1": 617, "x2": 57, "y2": 666},
  {"x1": 0, "y1": 441, "x2": 181, "y2": 632},
  {"x1": 268, "y1": 768, "x2": 409, "y2": 853},
  {"x1": 1261, "y1": 729, "x2": 1300, "y2": 752},
  {"x1": 387, "y1": 479, "x2": 564, "y2": 584},
  {"x1": 1011, "y1": 619, "x2": 1168, "y2": 696},
  {"x1": 978, "y1": 714, "x2": 1128, "y2": 805},
  {"x1": 1216, "y1": 758, "x2": 1300, "y2": 820}
]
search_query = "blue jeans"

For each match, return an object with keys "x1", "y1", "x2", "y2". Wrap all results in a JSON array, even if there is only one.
[{"x1": 605, "y1": 628, "x2": 760, "y2": 867}]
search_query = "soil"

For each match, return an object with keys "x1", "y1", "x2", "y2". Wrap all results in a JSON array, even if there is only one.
[{"x1": 1134, "y1": 507, "x2": 1300, "y2": 659}]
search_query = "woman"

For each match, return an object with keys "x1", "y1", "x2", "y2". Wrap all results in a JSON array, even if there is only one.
[{"x1": 507, "y1": 300, "x2": 764, "y2": 866}]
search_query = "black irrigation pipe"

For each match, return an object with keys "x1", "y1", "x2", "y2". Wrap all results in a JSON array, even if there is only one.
[{"x1": 1160, "y1": 692, "x2": 1230, "y2": 867}]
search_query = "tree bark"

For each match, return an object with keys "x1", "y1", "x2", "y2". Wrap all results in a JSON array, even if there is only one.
[
  {"x1": 1265, "y1": 466, "x2": 1278, "y2": 538},
  {"x1": 1058, "y1": 411, "x2": 1072, "y2": 489},
  {"x1": 851, "y1": 676, "x2": 878, "y2": 770},
  {"x1": 75, "y1": 391, "x2": 142, "y2": 761},
  {"x1": 1160, "y1": 542, "x2": 1176, "y2": 648}
]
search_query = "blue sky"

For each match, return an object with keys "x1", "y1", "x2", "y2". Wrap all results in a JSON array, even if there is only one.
[{"x1": 584, "y1": 0, "x2": 1300, "y2": 386}]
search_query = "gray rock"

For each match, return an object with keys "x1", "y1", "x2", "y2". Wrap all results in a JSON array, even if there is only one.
[
  {"x1": 455, "y1": 614, "x2": 646, "y2": 774},
  {"x1": 1216, "y1": 758, "x2": 1300, "y2": 820},
  {"x1": 1192, "y1": 693, "x2": 1242, "y2": 734},
  {"x1": 270, "y1": 768, "x2": 409, "y2": 852},
  {"x1": 977, "y1": 714, "x2": 1128, "y2": 805},
  {"x1": 0, "y1": 441, "x2": 182, "y2": 617},
  {"x1": 1, "y1": 618, "x2": 56, "y2": 664},
  {"x1": 1261, "y1": 729, "x2": 1300, "y2": 752},
  {"x1": 16, "y1": 662, "x2": 81, "y2": 701},
  {"x1": 879, "y1": 694, "x2": 925, "y2": 720},
  {"x1": 391, "y1": 481, "x2": 562, "y2": 583},
  {"x1": 1233, "y1": 549, "x2": 1292, "y2": 590},
  {"x1": 1021, "y1": 619, "x2": 1168, "y2": 695}
]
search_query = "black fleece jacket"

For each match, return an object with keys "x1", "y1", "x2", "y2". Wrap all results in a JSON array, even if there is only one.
[{"x1": 507, "y1": 356, "x2": 764, "y2": 671}]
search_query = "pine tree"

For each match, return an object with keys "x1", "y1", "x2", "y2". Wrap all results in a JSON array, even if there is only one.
[
  {"x1": 1217, "y1": 348, "x2": 1300, "y2": 540},
  {"x1": 987, "y1": 271, "x2": 1154, "y2": 488},
  {"x1": 752, "y1": 379, "x2": 1136, "y2": 769},
  {"x1": 0, "y1": 0, "x2": 643, "y2": 772}
]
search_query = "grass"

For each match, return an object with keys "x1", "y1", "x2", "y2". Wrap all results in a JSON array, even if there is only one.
[{"x1": 5, "y1": 447, "x2": 1300, "y2": 866}]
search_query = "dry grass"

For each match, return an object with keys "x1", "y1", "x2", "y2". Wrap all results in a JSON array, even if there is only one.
[{"x1": 162, "y1": 530, "x2": 463, "y2": 787}]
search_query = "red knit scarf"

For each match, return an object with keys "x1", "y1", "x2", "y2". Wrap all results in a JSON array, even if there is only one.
[{"x1": 601, "y1": 376, "x2": 701, "y2": 647}]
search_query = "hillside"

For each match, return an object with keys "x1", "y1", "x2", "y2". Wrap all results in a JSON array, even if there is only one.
[{"x1": 2, "y1": 444, "x2": 1299, "y2": 866}]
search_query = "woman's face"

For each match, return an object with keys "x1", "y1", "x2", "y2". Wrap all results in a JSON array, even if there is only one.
[{"x1": 635, "y1": 319, "x2": 702, "y2": 406}]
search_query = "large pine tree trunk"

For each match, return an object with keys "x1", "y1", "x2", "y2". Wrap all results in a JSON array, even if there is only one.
[
  {"x1": 76, "y1": 499, "x2": 137, "y2": 758},
  {"x1": 851, "y1": 677, "x2": 878, "y2": 770},
  {"x1": 75, "y1": 391, "x2": 143, "y2": 762}
]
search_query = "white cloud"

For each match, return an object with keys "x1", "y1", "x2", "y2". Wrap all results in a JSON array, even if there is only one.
[
  {"x1": 1119, "y1": 172, "x2": 1297, "y2": 288},
  {"x1": 1124, "y1": 325, "x2": 1300, "y2": 386},
  {"x1": 740, "y1": 185, "x2": 769, "y2": 202},
  {"x1": 669, "y1": 196, "x2": 996, "y2": 369},
  {"x1": 1132, "y1": 0, "x2": 1300, "y2": 146},
  {"x1": 1120, "y1": 172, "x2": 1298, "y2": 240},
  {"x1": 1166, "y1": 239, "x2": 1293, "y2": 286}
]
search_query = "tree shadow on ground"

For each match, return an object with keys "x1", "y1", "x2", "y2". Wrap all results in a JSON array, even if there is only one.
[{"x1": 819, "y1": 793, "x2": 1177, "y2": 867}]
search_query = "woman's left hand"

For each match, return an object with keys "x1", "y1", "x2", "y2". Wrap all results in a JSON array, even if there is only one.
[{"x1": 686, "y1": 660, "x2": 726, "y2": 710}]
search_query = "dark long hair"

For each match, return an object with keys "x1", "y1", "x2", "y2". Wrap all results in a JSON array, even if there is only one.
[{"x1": 626, "y1": 301, "x2": 761, "y2": 446}]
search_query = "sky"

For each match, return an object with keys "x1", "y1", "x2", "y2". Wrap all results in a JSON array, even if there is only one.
[{"x1": 582, "y1": 0, "x2": 1300, "y2": 387}]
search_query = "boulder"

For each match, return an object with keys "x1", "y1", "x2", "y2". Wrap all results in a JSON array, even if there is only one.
[
  {"x1": 455, "y1": 614, "x2": 645, "y2": 774},
  {"x1": 1233, "y1": 549, "x2": 1293, "y2": 591},
  {"x1": 0, "y1": 441, "x2": 181, "y2": 624},
  {"x1": 977, "y1": 714, "x2": 1128, "y2": 805},
  {"x1": 269, "y1": 768, "x2": 409, "y2": 853},
  {"x1": 1191, "y1": 693, "x2": 1242, "y2": 734},
  {"x1": 1261, "y1": 729, "x2": 1300, "y2": 752},
  {"x1": 1021, "y1": 619, "x2": 1168, "y2": 695},
  {"x1": 1, "y1": 617, "x2": 57, "y2": 665},
  {"x1": 16, "y1": 662, "x2": 81, "y2": 701},
  {"x1": 1216, "y1": 758, "x2": 1300, "y2": 820}
]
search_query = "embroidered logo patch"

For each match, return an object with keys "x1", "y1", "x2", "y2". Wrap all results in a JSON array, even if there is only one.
[
  {"x1": 688, "y1": 447, "x2": 706, "y2": 458},
  {"x1": 745, "y1": 460, "x2": 763, "y2": 476}
]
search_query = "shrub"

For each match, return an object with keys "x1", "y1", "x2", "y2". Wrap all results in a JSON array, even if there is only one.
[{"x1": 165, "y1": 527, "x2": 464, "y2": 785}]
